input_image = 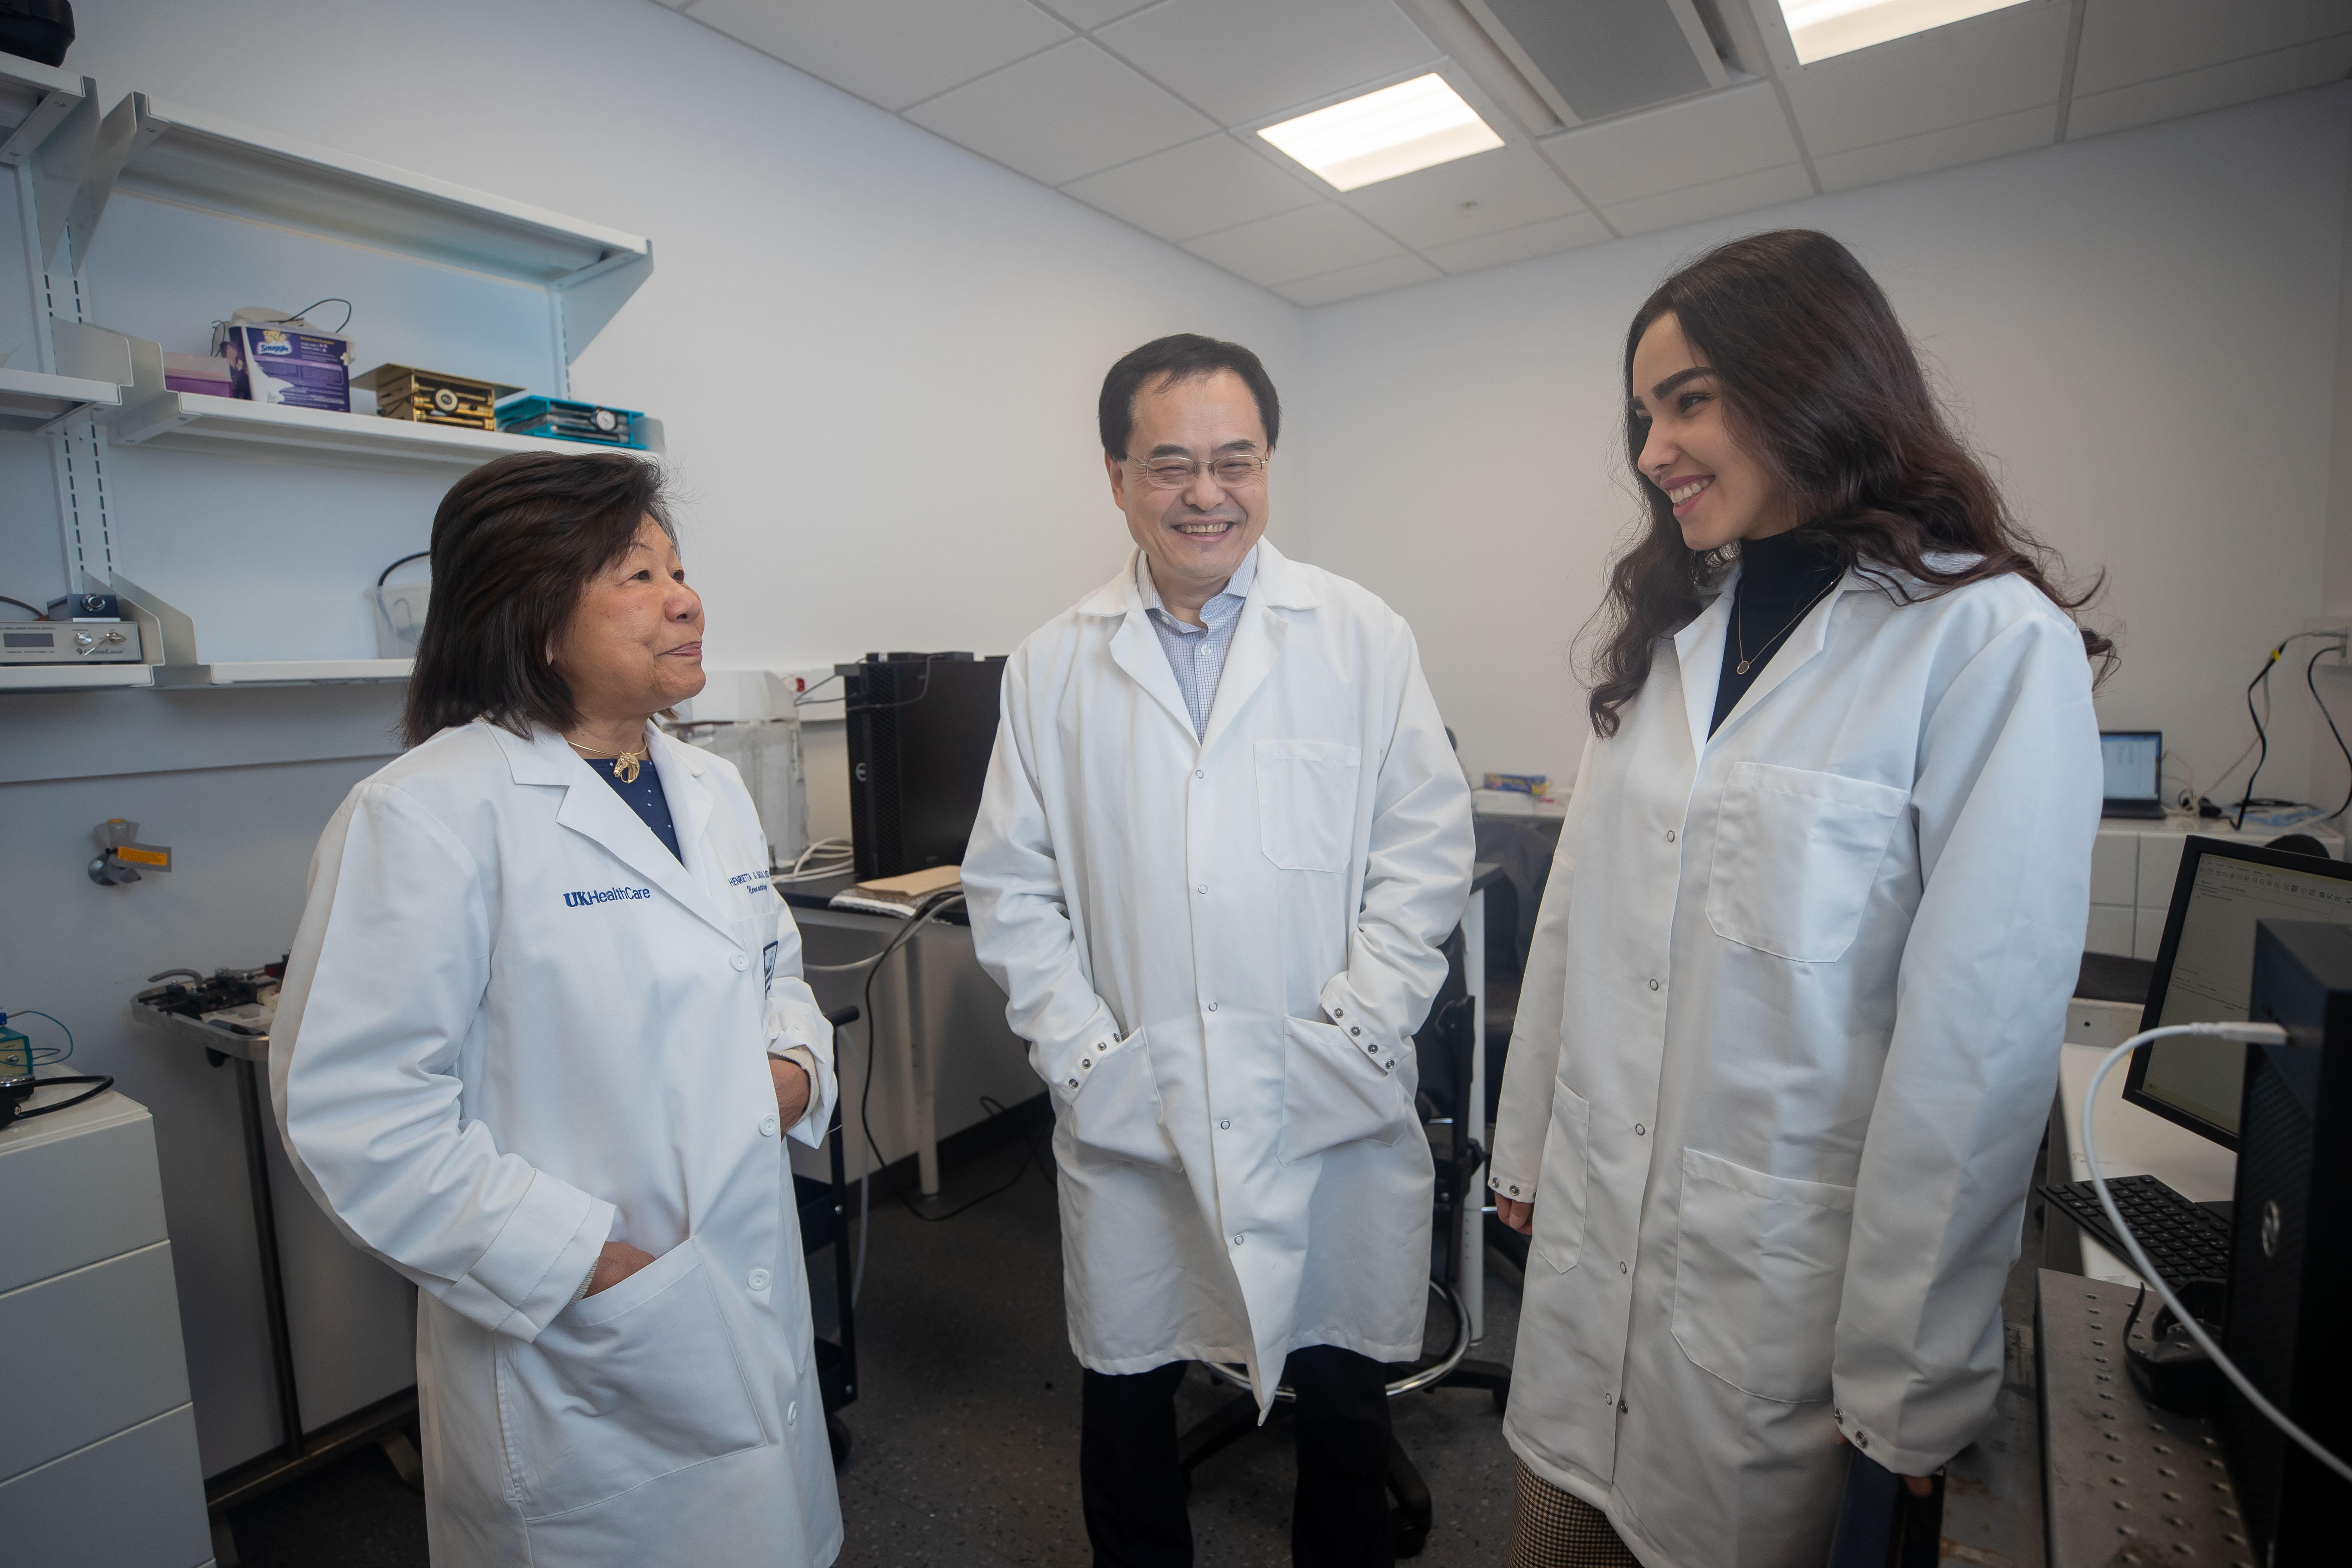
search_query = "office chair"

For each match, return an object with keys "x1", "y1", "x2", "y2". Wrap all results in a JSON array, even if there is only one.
[
  {"x1": 799, "y1": 1006, "x2": 862, "y2": 1468},
  {"x1": 1176, "y1": 931, "x2": 1511, "y2": 1557}
]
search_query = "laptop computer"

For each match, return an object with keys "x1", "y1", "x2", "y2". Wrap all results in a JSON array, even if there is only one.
[{"x1": 2101, "y1": 729, "x2": 2166, "y2": 819}]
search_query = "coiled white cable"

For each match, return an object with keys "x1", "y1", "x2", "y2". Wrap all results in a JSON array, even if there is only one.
[{"x1": 2082, "y1": 1022, "x2": 2352, "y2": 1482}]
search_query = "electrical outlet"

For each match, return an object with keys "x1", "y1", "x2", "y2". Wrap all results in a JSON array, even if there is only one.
[{"x1": 2306, "y1": 617, "x2": 2351, "y2": 658}]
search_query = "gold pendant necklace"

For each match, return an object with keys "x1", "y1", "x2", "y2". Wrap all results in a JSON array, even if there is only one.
[
  {"x1": 1734, "y1": 574, "x2": 1841, "y2": 677},
  {"x1": 568, "y1": 737, "x2": 648, "y2": 783}
]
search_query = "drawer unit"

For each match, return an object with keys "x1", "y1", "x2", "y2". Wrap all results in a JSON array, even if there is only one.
[{"x1": 2086, "y1": 818, "x2": 2343, "y2": 957}]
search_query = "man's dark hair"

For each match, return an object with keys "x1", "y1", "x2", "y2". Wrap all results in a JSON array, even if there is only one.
[
  {"x1": 1098, "y1": 334, "x2": 1280, "y2": 459},
  {"x1": 400, "y1": 450, "x2": 673, "y2": 747}
]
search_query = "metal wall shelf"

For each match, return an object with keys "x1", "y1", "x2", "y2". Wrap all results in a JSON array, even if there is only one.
[
  {"x1": 153, "y1": 659, "x2": 413, "y2": 688},
  {"x1": 0, "y1": 662, "x2": 156, "y2": 692},
  {"x1": 95, "y1": 94, "x2": 653, "y2": 367},
  {"x1": 108, "y1": 389, "x2": 652, "y2": 473},
  {"x1": 0, "y1": 364, "x2": 122, "y2": 433}
]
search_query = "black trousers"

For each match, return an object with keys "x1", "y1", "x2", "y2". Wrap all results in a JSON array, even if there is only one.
[{"x1": 1080, "y1": 1345, "x2": 1393, "y2": 1568}]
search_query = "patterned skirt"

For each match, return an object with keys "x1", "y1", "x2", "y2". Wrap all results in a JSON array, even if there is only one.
[{"x1": 1507, "y1": 1460, "x2": 1641, "y2": 1568}]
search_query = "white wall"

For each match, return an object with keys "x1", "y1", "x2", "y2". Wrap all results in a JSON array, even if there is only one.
[
  {"x1": 1298, "y1": 85, "x2": 2352, "y2": 818},
  {"x1": 6, "y1": 0, "x2": 1305, "y2": 1477}
]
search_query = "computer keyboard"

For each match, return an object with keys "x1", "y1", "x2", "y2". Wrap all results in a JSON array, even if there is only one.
[{"x1": 2039, "y1": 1174, "x2": 2233, "y2": 1289}]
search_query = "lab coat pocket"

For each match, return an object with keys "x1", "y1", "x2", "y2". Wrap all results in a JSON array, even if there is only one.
[
  {"x1": 1706, "y1": 761, "x2": 1907, "y2": 962},
  {"x1": 1669, "y1": 1149, "x2": 1855, "y2": 1404},
  {"x1": 1256, "y1": 740, "x2": 1362, "y2": 873},
  {"x1": 1277, "y1": 1017, "x2": 1414, "y2": 1164},
  {"x1": 1528, "y1": 1085, "x2": 1590, "y2": 1275},
  {"x1": 496, "y1": 1236, "x2": 769, "y2": 1520},
  {"x1": 1069, "y1": 1028, "x2": 1183, "y2": 1172}
]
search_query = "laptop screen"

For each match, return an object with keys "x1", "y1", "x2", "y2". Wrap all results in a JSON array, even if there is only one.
[{"x1": 2100, "y1": 731, "x2": 2160, "y2": 802}]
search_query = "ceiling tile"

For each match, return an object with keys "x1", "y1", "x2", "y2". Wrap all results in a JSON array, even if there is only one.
[
  {"x1": 1600, "y1": 161, "x2": 1815, "y2": 236},
  {"x1": 1537, "y1": 82, "x2": 1799, "y2": 208},
  {"x1": 905, "y1": 38, "x2": 1217, "y2": 186},
  {"x1": 1421, "y1": 211, "x2": 1612, "y2": 274},
  {"x1": 1182, "y1": 201, "x2": 1405, "y2": 285},
  {"x1": 2073, "y1": 0, "x2": 2352, "y2": 97},
  {"x1": 1338, "y1": 143, "x2": 1583, "y2": 249},
  {"x1": 1274, "y1": 253, "x2": 1443, "y2": 306},
  {"x1": 1097, "y1": 0, "x2": 1440, "y2": 126},
  {"x1": 2067, "y1": 32, "x2": 2352, "y2": 142},
  {"x1": 687, "y1": 0, "x2": 1069, "y2": 112},
  {"x1": 1059, "y1": 134, "x2": 1323, "y2": 242},
  {"x1": 1780, "y1": 1, "x2": 2072, "y2": 155},
  {"x1": 1812, "y1": 103, "x2": 2054, "y2": 193},
  {"x1": 1476, "y1": 0, "x2": 1715, "y2": 122},
  {"x1": 1034, "y1": 0, "x2": 1158, "y2": 27}
]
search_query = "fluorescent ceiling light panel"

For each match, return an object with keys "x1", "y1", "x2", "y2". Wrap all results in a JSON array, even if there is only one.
[
  {"x1": 1778, "y1": 0, "x2": 2022, "y2": 64},
  {"x1": 1257, "y1": 74, "x2": 1504, "y2": 192}
]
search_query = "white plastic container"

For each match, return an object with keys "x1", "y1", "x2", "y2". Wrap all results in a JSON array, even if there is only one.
[{"x1": 369, "y1": 580, "x2": 429, "y2": 658}]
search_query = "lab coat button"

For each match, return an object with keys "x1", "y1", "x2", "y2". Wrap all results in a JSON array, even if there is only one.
[
  {"x1": 1619, "y1": 1261, "x2": 1628, "y2": 1274},
  {"x1": 1332, "y1": 1008, "x2": 1344, "y2": 1018},
  {"x1": 787, "y1": 1401, "x2": 799, "y2": 1425},
  {"x1": 1197, "y1": 884, "x2": 1208, "y2": 894},
  {"x1": 1508, "y1": 1185, "x2": 1519, "y2": 1195},
  {"x1": 1068, "y1": 1078, "x2": 1079, "y2": 1088},
  {"x1": 1231, "y1": 1234, "x2": 1244, "y2": 1246},
  {"x1": 1219, "y1": 1119, "x2": 1231, "y2": 1130},
  {"x1": 1648, "y1": 978, "x2": 1660, "y2": 991},
  {"x1": 1666, "y1": 830, "x2": 1675, "y2": 842},
  {"x1": 748, "y1": 1268, "x2": 772, "y2": 1291},
  {"x1": 1634, "y1": 1124, "x2": 1646, "y2": 1136},
  {"x1": 1081, "y1": 1059, "x2": 1091, "y2": 1069},
  {"x1": 759, "y1": 1115, "x2": 779, "y2": 1137},
  {"x1": 1349, "y1": 1026, "x2": 1361, "y2": 1036},
  {"x1": 1207, "y1": 1002, "x2": 1217, "y2": 1011},
  {"x1": 730, "y1": 952, "x2": 750, "y2": 972},
  {"x1": 1195, "y1": 770, "x2": 1205, "y2": 779}
]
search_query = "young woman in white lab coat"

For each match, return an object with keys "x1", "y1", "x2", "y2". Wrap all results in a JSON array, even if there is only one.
[
  {"x1": 1488, "y1": 230, "x2": 2109, "y2": 1568},
  {"x1": 270, "y1": 453, "x2": 843, "y2": 1568}
]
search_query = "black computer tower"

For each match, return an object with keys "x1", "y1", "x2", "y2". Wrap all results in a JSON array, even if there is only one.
[
  {"x1": 839, "y1": 652, "x2": 1005, "y2": 881},
  {"x1": 2228, "y1": 920, "x2": 2352, "y2": 1560}
]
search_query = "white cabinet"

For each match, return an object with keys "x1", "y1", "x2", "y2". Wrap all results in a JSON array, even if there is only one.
[
  {"x1": 2086, "y1": 817, "x2": 2345, "y2": 957},
  {"x1": 0, "y1": 1090, "x2": 211, "y2": 1567}
]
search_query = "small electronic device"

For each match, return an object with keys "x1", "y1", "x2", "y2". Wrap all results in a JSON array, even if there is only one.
[
  {"x1": 2122, "y1": 837, "x2": 2352, "y2": 1148},
  {"x1": 2223, "y1": 919, "x2": 2352, "y2": 1557},
  {"x1": 496, "y1": 395, "x2": 649, "y2": 449},
  {"x1": 1, "y1": 619, "x2": 142, "y2": 663},
  {"x1": 2100, "y1": 729, "x2": 2166, "y2": 818},
  {"x1": 842, "y1": 653, "x2": 1006, "y2": 881},
  {"x1": 47, "y1": 593, "x2": 118, "y2": 619},
  {"x1": 89, "y1": 819, "x2": 171, "y2": 885},
  {"x1": 352, "y1": 364, "x2": 522, "y2": 431}
]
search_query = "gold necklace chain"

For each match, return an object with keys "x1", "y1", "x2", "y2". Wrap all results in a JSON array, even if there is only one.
[
  {"x1": 1733, "y1": 573, "x2": 1841, "y2": 677},
  {"x1": 567, "y1": 735, "x2": 649, "y2": 784}
]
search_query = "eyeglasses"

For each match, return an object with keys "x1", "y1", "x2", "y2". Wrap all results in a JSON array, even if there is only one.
[{"x1": 1128, "y1": 453, "x2": 1270, "y2": 490}]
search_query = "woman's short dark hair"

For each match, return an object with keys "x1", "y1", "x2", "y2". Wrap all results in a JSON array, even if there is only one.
[
  {"x1": 1583, "y1": 229, "x2": 2111, "y2": 737},
  {"x1": 1099, "y1": 334, "x2": 1280, "y2": 459},
  {"x1": 400, "y1": 451, "x2": 672, "y2": 747}
]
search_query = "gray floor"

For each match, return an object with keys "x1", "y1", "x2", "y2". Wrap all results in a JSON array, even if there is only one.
[
  {"x1": 830, "y1": 1134, "x2": 1523, "y2": 1568},
  {"x1": 219, "y1": 1130, "x2": 1525, "y2": 1567}
]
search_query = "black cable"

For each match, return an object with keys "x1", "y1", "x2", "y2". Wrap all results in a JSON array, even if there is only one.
[
  {"x1": 0, "y1": 594, "x2": 46, "y2": 620},
  {"x1": 2231, "y1": 633, "x2": 2337, "y2": 829},
  {"x1": 849, "y1": 894, "x2": 1041, "y2": 1222},
  {"x1": 376, "y1": 550, "x2": 429, "y2": 587},
  {"x1": 282, "y1": 297, "x2": 355, "y2": 333},
  {"x1": 2309, "y1": 646, "x2": 2352, "y2": 819},
  {"x1": 6, "y1": 1074, "x2": 114, "y2": 1124}
]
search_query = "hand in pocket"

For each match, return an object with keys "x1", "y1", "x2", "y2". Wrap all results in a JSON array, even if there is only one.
[{"x1": 586, "y1": 1240, "x2": 655, "y2": 1298}]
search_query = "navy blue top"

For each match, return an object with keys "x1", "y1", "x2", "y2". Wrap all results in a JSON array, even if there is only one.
[
  {"x1": 589, "y1": 756, "x2": 683, "y2": 862},
  {"x1": 1711, "y1": 532, "x2": 1844, "y2": 736}
]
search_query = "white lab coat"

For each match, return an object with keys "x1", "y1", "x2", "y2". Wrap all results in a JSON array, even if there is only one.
[
  {"x1": 1491, "y1": 561, "x2": 2100, "y2": 1568},
  {"x1": 271, "y1": 720, "x2": 843, "y2": 1568},
  {"x1": 963, "y1": 540, "x2": 1474, "y2": 1409}
]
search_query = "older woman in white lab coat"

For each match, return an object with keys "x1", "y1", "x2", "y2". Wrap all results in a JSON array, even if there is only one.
[
  {"x1": 1489, "y1": 232, "x2": 2106, "y2": 1568},
  {"x1": 271, "y1": 453, "x2": 842, "y2": 1568}
]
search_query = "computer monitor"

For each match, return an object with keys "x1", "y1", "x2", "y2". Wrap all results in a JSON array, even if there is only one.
[
  {"x1": 2122, "y1": 836, "x2": 2352, "y2": 1148},
  {"x1": 2098, "y1": 729, "x2": 2163, "y2": 816}
]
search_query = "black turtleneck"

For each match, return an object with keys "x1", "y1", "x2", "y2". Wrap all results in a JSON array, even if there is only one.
[{"x1": 1710, "y1": 532, "x2": 1844, "y2": 735}]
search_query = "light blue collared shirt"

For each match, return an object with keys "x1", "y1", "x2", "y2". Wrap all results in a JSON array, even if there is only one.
[{"x1": 1138, "y1": 547, "x2": 1258, "y2": 741}]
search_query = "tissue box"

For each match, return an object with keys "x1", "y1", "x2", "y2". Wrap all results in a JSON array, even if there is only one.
[
  {"x1": 162, "y1": 352, "x2": 235, "y2": 396},
  {"x1": 217, "y1": 325, "x2": 352, "y2": 412}
]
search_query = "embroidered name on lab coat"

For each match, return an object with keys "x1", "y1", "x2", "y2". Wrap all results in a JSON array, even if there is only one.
[{"x1": 562, "y1": 885, "x2": 652, "y2": 907}]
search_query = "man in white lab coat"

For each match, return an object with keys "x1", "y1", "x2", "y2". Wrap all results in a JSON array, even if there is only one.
[{"x1": 963, "y1": 335, "x2": 1474, "y2": 1568}]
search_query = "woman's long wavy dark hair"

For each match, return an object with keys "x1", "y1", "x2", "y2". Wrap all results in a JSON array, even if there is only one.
[{"x1": 1583, "y1": 229, "x2": 2111, "y2": 737}]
